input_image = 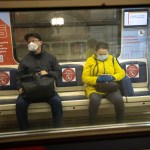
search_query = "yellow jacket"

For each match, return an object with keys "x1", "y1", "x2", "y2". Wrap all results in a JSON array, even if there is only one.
[{"x1": 82, "y1": 54, "x2": 125, "y2": 97}]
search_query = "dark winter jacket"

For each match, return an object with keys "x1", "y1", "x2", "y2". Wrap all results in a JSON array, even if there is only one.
[{"x1": 16, "y1": 50, "x2": 61, "y2": 90}]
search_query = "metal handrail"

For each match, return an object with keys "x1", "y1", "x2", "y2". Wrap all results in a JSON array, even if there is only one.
[{"x1": 1, "y1": 122, "x2": 150, "y2": 144}]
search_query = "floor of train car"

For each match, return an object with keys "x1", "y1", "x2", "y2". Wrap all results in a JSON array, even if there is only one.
[{"x1": 1, "y1": 105, "x2": 150, "y2": 132}]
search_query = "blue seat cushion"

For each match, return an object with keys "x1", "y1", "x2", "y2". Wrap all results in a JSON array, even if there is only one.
[
  {"x1": 56, "y1": 64, "x2": 84, "y2": 87},
  {"x1": 120, "y1": 61, "x2": 147, "y2": 83},
  {"x1": 133, "y1": 91, "x2": 150, "y2": 96},
  {"x1": 61, "y1": 95, "x2": 87, "y2": 101}
]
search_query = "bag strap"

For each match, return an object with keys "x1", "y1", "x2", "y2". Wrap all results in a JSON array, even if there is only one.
[
  {"x1": 112, "y1": 56, "x2": 124, "y2": 70},
  {"x1": 92, "y1": 58, "x2": 99, "y2": 76},
  {"x1": 112, "y1": 55, "x2": 114, "y2": 66}
]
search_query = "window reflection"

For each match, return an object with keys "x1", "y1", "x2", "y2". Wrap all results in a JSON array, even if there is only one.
[
  {"x1": 0, "y1": 7, "x2": 150, "y2": 134},
  {"x1": 12, "y1": 9, "x2": 121, "y2": 62}
]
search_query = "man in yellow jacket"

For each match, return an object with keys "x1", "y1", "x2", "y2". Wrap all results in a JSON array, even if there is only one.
[{"x1": 82, "y1": 41, "x2": 125, "y2": 125}]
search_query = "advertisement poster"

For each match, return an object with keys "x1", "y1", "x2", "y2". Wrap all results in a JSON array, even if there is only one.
[
  {"x1": 120, "y1": 28, "x2": 147, "y2": 59},
  {"x1": 0, "y1": 12, "x2": 16, "y2": 65}
]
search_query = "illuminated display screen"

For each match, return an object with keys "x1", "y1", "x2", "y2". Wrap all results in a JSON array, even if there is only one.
[{"x1": 124, "y1": 9, "x2": 148, "y2": 27}]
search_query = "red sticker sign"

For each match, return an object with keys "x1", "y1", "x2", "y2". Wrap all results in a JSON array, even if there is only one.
[
  {"x1": 126, "y1": 64, "x2": 139, "y2": 78},
  {"x1": 0, "y1": 71, "x2": 10, "y2": 85},
  {"x1": 62, "y1": 68, "x2": 76, "y2": 82}
]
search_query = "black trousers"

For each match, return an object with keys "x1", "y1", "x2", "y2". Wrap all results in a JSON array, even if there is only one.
[
  {"x1": 16, "y1": 91, "x2": 63, "y2": 130},
  {"x1": 89, "y1": 89, "x2": 124, "y2": 125}
]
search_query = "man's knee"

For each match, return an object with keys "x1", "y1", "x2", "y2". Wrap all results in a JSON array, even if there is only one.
[
  {"x1": 16, "y1": 96, "x2": 28, "y2": 108},
  {"x1": 48, "y1": 96, "x2": 62, "y2": 108}
]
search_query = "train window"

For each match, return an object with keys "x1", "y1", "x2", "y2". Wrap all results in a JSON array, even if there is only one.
[
  {"x1": 11, "y1": 9, "x2": 121, "y2": 62},
  {"x1": 0, "y1": 5, "x2": 150, "y2": 139}
]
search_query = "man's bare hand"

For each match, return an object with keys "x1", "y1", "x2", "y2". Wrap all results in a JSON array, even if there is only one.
[
  {"x1": 18, "y1": 88, "x2": 24, "y2": 94},
  {"x1": 40, "y1": 70, "x2": 48, "y2": 75}
]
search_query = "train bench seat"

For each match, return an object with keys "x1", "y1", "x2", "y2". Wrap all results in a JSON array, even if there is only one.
[
  {"x1": 120, "y1": 60, "x2": 150, "y2": 103},
  {"x1": 0, "y1": 64, "x2": 117, "y2": 116},
  {"x1": 0, "y1": 60, "x2": 150, "y2": 117}
]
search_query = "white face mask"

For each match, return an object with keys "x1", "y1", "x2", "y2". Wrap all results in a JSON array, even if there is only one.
[
  {"x1": 28, "y1": 42, "x2": 38, "y2": 51},
  {"x1": 97, "y1": 54, "x2": 108, "y2": 61}
]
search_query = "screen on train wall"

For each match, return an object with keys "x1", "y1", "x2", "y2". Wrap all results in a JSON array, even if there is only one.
[
  {"x1": 119, "y1": 9, "x2": 149, "y2": 59},
  {"x1": 123, "y1": 9, "x2": 148, "y2": 27}
]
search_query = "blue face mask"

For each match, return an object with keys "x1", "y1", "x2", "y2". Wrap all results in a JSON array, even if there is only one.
[{"x1": 97, "y1": 54, "x2": 108, "y2": 61}]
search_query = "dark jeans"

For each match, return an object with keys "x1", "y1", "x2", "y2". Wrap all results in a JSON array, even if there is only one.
[
  {"x1": 89, "y1": 90, "x2": 124, "y2": 125},
  {"x1": 16, "y1": 91, "x2": 63, "y2": 130}
]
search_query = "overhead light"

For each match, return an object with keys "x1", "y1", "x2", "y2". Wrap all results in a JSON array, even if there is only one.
[{"x1": 51, "y1": 17, "x2": 64, "y2": 25}]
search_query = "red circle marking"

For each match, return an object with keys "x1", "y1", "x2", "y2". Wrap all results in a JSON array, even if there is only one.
[
  {"x1": 126, "y1": 64, "x2": 139, "y2": 78},
  {"x1": 0, "y1": 72, "x2": 10, "y2": 85},
  {"x1": 62, "y1": 68, "x2": 76, "y2": 82}
]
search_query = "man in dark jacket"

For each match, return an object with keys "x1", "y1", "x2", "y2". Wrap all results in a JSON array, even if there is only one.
[{"x1": 16, "y1": 33, "x2": 63, "y2": 130}]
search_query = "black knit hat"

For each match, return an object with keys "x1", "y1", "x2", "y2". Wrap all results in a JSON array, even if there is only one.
[{"x1": 24, "y1": 33, "x2": 42, "y2": 41}]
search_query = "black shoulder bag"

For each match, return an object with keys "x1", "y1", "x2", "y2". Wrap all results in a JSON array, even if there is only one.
[
  {"x1": 93, "y1": 56, "x2": 119, "y2": 93},
  {"x1": 94, "y1": 81, "x2": 119, "y2": 93},
  {"x1": 21, "y1": 74, "x2": 55, "y2": 99}
]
